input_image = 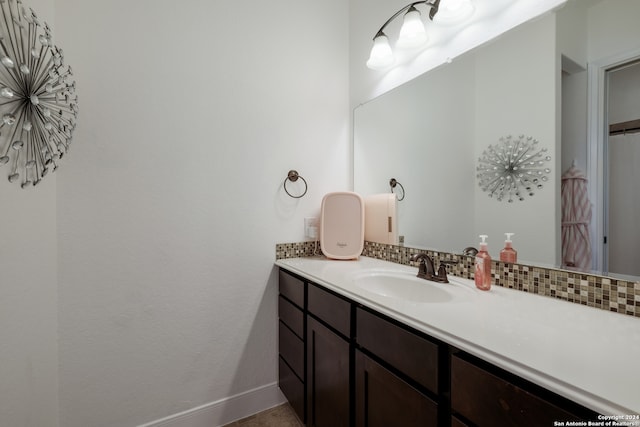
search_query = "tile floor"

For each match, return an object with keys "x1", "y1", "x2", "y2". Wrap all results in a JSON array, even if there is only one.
[{"x1": 222, "y1": 403, "x2": 303, "y2": 427}]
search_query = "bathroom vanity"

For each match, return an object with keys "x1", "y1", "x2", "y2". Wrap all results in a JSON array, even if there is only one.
[{"x1": 276, "y1": 256, "x2": 640, "y2": 426}]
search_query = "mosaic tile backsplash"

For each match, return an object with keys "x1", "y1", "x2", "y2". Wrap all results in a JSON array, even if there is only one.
[{"x1": 276, "y1": 241, "x2": 640, "y2": 319}]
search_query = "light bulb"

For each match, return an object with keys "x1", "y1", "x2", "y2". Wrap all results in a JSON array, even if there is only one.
[
  {"x1": 433, "y1": 0, "x2": 474, "y2": 24},
  {"x1": 397, "y1": 6, "x2": 428, "y2": 49},
  {"x1": 366, "y1": 33, "x2": 394, "y2": 70}
]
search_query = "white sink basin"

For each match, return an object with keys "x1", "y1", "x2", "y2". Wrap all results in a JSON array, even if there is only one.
[{"x1": 348, "y1": 269, "x2": 471, "y2": 303}]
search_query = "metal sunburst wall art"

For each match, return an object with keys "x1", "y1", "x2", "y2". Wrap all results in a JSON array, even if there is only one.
[
  {"x1": 477, "y1": 135, "x2": 551, "y2": 203},
  {"x1": 0, "y1": 0, "x2": 77, "y2": 188}
]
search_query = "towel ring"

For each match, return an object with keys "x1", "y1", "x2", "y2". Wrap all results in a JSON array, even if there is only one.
[
  {"x1": 284, "y1": 170, "x2": 308, "y2": 198},
  {"x1": 389, "y1": 178, "x2": 405, "y2": 201}
]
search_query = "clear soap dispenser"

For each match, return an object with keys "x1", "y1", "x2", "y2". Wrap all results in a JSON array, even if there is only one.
[
  {"x1": 474, "y1": 235, "x2": 491, "y2": 291},
  {"x1": 499, "y1": 233, "x2": 517, "y2": 263}
]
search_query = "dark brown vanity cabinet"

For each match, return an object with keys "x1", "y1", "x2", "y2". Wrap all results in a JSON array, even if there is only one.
[
  {"x1": 355, "y1": 308, "x2": 440, "y2": 427},
  {"x1": 307, "y1": 316, "x2": 350, "y2": 427},
  {"x1": 356, "y1": 308, "x2": 439, "y2": 393},
  {"x1": 451, "y1": 353, "x2": 597, "y2": 426},
  {"x1": 278, "y1": 268, "x2": 599, "y2": 427},
  {"x1": 306, "y1": 283, "x2": 352, "y2": 427},
  {"x1": 355, "y1": 352, "x2": 438, "y2": 427},
  {"x1": 278, "y1": 270, "x2": 306, "y2": 422}
]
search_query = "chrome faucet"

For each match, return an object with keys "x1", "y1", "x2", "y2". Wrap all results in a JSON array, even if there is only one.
[
  {"x1": 462, "y1": 246, "x2": 478, "y2": 257},
  {"x1": 410, "y1": 253, "x2": 449, "y2": 283}
]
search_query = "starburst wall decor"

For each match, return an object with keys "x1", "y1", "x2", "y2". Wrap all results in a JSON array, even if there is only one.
[
  {"x1": 0, "y1": 0, "x2": 78, "y2": 188},
  {"x1": 477, "y1": 135, "x2": 551, "y2": 203}
]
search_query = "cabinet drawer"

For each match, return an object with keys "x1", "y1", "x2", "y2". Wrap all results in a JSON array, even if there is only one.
[
  {"x1": 279, "y1": 321, "x2": 304, "y2": 379},
  {"x1": 279, "y1": 357, "x2": 305, "y2": 423},
  {"x1": 279, "y1": 270, "x2": 305, "y2": 308},
  {"x1": 308, "y1": 283, "x2": 351, "y2": 337},
  {"x1": 451, "y1": 355, "x2": 580, "y2": 426},
  {"x1": 356, "y1": 308, "x2": 439, "y2": 393},
  {"x1": 279, "y1": 295, "x2": 304, "y2": 339}
]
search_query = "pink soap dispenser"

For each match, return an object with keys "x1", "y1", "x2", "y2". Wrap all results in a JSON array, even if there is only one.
[
  {"x1": 474, "y1": 235, "x2": 491, "y2": 291},
  {"x1": 499, "y1": 233, "x2": 517, "y2": 263}
]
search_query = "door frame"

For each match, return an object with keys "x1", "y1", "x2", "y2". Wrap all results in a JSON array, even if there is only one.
[{"x1": 587, "y1": 47, "x2": 640, "y2": 273}]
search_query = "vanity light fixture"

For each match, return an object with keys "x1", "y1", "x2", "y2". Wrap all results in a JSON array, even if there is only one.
[{"x1": 366, "y1": 0, "x2": 475, "y2": 70}]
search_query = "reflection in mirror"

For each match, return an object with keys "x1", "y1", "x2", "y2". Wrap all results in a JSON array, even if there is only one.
[
  {"x1": 355, "y1": 13, "x2": 557, "y2": 266},
  {"x1": 602, "y1": 60, "x2": 640, "y2": 278},
  {"x1": 354, "y1": 0, "x2": 640, "y2": 280},
  {"x1": 355, "y1": 52, "x2": 476, "y2": 255},
  {"x1": 476, "y1": 135, "x2": 552, "y2": 202}
]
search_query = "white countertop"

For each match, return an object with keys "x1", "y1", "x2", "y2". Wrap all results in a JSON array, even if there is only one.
[{"x1": 276, "y1": 256, "x2": 640, "y2": 416}]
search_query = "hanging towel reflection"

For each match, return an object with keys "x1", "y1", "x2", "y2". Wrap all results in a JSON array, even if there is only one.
[{"x1": 561, "y1": 165, "x2": 592, "y2": 270}]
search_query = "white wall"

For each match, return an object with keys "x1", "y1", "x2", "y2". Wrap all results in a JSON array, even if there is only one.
[
  {"x1": 0, "y1": 1, "x2": 59, "y2": 426},
  {"x1": 53, "y1": 1, "x2": 349, "y2": 426},
  {"x1": 0, "y1": 186, "x2": 58, "y2": 427},
  {"x1": 561, "y1": 70, "x2": 588, "y2": 172},
  {"x1": 587, "y1": 0, "x2": 640, "y2": 61},
  {"x1": 608, "y1": 64, "x2": 640, "y2": 124}
]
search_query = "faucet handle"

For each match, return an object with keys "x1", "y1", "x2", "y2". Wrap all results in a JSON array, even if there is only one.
[
  {"x1": 435, "y1": 259, "x2": 458, "y2": 283},
  {"x1": 436, "y1": 264, "x2": 449, "y2": 283},
  {"x1": 462, "y1": 247, "x2": 478, "y2": 257}
]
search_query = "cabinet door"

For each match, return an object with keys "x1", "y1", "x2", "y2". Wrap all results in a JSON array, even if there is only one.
[
  {"x1": 451, "y1": 355, "x2": 584, "y2": 426},
  {"x1": 355, "y1": 351, "x2": 438, "y2": 427},
  {"x1": 307, "y1": 316, "x2": 350, "y2": 427}
]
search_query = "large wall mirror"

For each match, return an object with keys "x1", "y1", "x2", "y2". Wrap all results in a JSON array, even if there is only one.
[{"x1": 354, "y1": 0, "x2": 640, "y2": 279}]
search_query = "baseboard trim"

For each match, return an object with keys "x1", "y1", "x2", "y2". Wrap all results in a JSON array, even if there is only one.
[{"x1": 137, "y1": 382, "x2": 286, "y2": 427}]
